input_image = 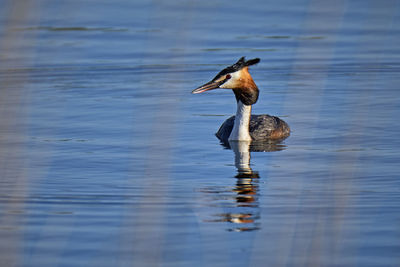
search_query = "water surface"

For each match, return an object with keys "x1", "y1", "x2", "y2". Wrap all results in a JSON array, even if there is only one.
[{"x1": 1, "y1": 0, "x2": 400, "y2": 266}]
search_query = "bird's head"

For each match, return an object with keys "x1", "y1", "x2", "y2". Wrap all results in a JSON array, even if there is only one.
[{"x1": 192, "y1": 57, "x2": 260, "y2": 105}]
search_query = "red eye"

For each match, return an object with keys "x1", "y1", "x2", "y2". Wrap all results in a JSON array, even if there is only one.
[{"x1": 226, "y1": 74, "x2": 231, "y2": 79}]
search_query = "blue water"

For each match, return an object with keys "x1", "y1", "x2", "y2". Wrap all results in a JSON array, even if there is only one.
[{"x1": 1, "y1": 0, "x2": 400, "y2": 266}]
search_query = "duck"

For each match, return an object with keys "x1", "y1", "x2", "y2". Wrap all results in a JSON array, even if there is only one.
[{"x1": 192, "y1": 57, "x2": 290, "y2": 142}]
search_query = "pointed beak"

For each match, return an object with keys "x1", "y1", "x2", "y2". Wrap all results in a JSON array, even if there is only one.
[{"x1": 192, "y1": 80, "x2": 221, "y2": 94}]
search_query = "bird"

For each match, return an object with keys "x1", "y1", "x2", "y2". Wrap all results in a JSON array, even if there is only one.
[{"x1": 192, "y1": 57, "x2": 290, "y2": 143}]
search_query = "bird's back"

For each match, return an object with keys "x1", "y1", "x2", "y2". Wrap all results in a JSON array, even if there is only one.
[{"x1": 216, "y1": 114, "x2": 290, "y2": 142}]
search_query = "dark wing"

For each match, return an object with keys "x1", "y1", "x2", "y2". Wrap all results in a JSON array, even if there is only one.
[
  {"x1": 215, "y1": 116, "x2": 235, "y2": 142},
  {"x1": 216, "y1": 115, "x2": 290, "y2": 142},
  {"x1": 249, "y1": 115, "x2": 290, "y2": 141}
]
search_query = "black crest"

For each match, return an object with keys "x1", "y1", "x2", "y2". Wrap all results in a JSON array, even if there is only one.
[{"x1": 212, "y1": 57, "x2": 260, "y2": 81}]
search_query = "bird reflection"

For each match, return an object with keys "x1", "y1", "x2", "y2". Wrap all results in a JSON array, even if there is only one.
[{"x1": 202, "y1": 140, "x2": 285, "y2": 232}]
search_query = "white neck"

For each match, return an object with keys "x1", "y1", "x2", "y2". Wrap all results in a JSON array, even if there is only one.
[{"x1": 228, "y1": 100, "x2": 252, "y2": 141}]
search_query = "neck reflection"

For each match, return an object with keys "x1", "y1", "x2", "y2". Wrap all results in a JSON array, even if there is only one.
[
  {"x1": 201, "y1": 140, "x2": 286, "y2": 232},
  {"x1": 227, "y1": 140, "x2": 260, "y2": 231}
]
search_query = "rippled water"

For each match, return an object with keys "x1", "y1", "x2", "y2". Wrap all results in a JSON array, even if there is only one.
[{"x1": 1, "y1": 0, "x2": 400, "y2": 266}]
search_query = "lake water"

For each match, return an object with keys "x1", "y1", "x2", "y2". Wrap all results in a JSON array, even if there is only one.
[{"x1": 1, "y1": 0, "x2": 399, "y2": 266}]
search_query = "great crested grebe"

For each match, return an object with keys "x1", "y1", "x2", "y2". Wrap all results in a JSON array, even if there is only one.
[{"x1": 192, "y1": 57, "x2": 290, "y2": 142}]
